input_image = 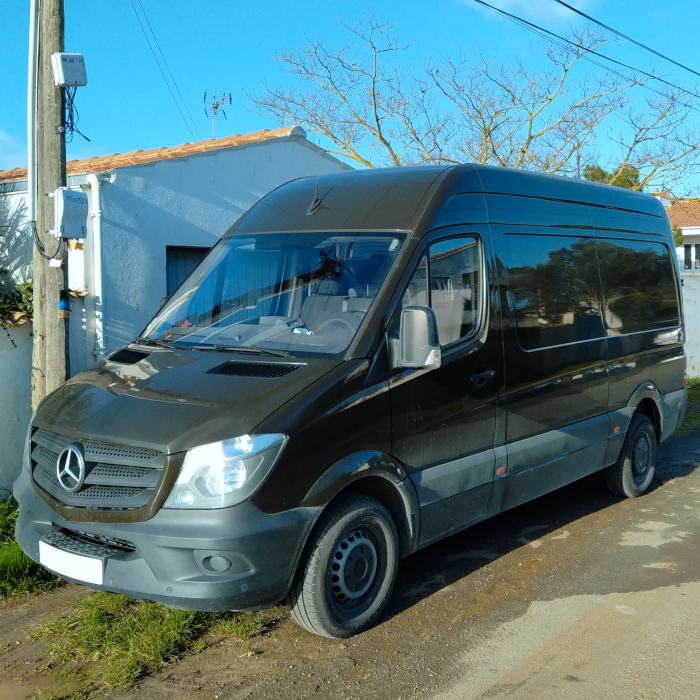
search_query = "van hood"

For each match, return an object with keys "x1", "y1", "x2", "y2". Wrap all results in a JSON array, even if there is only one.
[{"x1": 34, "y1": 347, "x2": 341, "y2": 454}]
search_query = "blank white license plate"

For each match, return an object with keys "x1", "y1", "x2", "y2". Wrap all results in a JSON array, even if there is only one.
[{"x1": 39, "y1": 540, "x2": 104, "y2": 585}]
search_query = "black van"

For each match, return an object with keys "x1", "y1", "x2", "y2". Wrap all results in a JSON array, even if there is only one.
[{"x1": 15, "y1": 165, "x2": 687, "y2": 638}]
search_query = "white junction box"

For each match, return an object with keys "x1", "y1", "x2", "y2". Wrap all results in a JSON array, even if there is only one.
[
  {"x1": 51, "y1": 52, "x2": 87, "y2": 87},
  {"x1": 53, "y1": 187, "x2": 89, "y2": 238}
]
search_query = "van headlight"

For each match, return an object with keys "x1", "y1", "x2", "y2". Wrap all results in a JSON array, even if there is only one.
[{"x1": 164, "y1": 434, "x2": 287, "y2": 509}]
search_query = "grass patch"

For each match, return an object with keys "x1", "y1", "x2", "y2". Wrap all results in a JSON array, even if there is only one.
[
  {"x1": 35, "y1": 592, "x2": 279, "y2": 690},
  {"x1": 675, "y1": 377, "x2": 700, "y2": 437},
  {"x1": 0, "y1": 497, "x2": 59, "y2": 597}
]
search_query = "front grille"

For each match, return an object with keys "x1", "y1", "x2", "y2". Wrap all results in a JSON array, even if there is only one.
[
  {"x1": 62, "y1": 528, "x2": 136, "y2": 553},
  {"x1": 43, "y1": 529, "x2": 134, "y2": 558},
  {"x1": 31, "y1": 428, "x2": 166, "y2": 511}
]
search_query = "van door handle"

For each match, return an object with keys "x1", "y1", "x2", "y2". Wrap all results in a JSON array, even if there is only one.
[{"x1": 469, "y1": 368, "x2": 495, "y2": 388}]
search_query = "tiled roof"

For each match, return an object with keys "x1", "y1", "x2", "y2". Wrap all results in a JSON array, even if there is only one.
[
  {"x1": 0, "y1": 125, "x2": 306, "y2": 184},
  {"x1": 666, "y1": 198, "x2": 700, "y2": 228}
]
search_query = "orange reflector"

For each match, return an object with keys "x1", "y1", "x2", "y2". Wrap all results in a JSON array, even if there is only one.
[
  {"x1": 495, "y1": 465, "x2": 506, "y2": 477},
  {"x1": 613, "y1": 424, "x2": 621, "y2": 434}
]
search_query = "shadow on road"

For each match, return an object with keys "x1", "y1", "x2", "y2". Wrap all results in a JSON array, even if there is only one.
[{"x1": 383, "y1": 431, "x2": 700, "y2": 622}]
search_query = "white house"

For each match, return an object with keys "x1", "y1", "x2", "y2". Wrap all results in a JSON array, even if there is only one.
[
  {"x1": 655, "y1": 194, "x2": 700, "y2": 376},
  {"x1": 659, "y1": 194, "x2": 700, "y2": 269},
  {"x1": 0, "y1": 125, "x2": 350, "y2": 495}
]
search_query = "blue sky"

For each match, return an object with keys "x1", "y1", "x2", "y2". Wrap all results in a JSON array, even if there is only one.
[{"x1": 2, "y1": 0, "x2": 700, "y2": 185}]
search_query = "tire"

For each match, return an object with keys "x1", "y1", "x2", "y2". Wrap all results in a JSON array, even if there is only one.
[
  {"x1": 605, "y1": 413, "x2": 657, "y2": 498},
  {"x1": 289, "y1": 495, "x2": 399, "y2": 639}
]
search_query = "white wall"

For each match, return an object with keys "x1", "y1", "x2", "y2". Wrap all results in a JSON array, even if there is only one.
[
  {"x1": 96, "y1": 136, "x2": 349, "y2": 357},
  {"x1": 0, "y1": 190, "x2": 32, "y2": 496},
  {"x1": 0, "y1": 189, "x2": 32, "y2": 283},
  {"x1": 682, "y1": 271, "x2": 700, "y2": 377},
  {"x1": 0, "y1": 325, "x2": 32, "y2": 497},
  {"x1": 0, "y1": 134, "x2": 349, "y2": 490}
]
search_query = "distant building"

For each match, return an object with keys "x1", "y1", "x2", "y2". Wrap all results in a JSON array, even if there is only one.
[
  {"x1": 0, "y1": 125, "x2": 350, "y2": 495},
  {"x1": 657, "y1": 194, "x2": 700, "y2": 269}
]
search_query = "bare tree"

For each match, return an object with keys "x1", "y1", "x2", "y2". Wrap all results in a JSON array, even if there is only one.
[{"x1": 254, "y1": 19, "x2": 700, "y2": 191}]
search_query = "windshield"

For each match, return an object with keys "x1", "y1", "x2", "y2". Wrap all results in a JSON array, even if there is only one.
[{"x1": 142, "y1": 232, "x2": 405, "y2": 356}]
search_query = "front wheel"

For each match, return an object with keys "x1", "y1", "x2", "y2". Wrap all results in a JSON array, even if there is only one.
[
  {"x1": 289, "y1": 495, "x2": 399, "y2": 638},
  {"x1": 605, "y1": 413, "x2": 657, "y2": 498}
]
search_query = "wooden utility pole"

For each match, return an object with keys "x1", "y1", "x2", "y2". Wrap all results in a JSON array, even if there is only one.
[{"x1": 32, "y1": 0, "x2": 67, "y2": 409}]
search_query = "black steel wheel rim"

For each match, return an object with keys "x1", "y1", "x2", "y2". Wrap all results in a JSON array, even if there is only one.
[
  {"x1": 326, "y1": 521, "x2": 385, "y2": 618},
  {"x1": 631, "y1": 431, "x2": 652, "y2": 486}
]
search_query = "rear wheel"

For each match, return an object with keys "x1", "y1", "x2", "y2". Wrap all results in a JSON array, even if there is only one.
[
  {"x1": 605, "y1": 413, "x2": 657, "y2": 498},
  {"x1": 289, "y1": 495, "x2": 398, "y2": 638}
]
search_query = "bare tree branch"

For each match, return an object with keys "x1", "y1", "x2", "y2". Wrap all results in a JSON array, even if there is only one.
[{"x1": 252, "y1": 19, "x2": 700, "y2": 191}]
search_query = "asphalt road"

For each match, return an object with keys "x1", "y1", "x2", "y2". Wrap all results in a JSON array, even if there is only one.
[{"x1": 2, "y1": 428, "x2": 698, "y2": 700}]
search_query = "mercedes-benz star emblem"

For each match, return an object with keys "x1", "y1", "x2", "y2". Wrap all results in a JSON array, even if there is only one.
[{"x1": 56, "y1": 445, "x2": 86, "y2": 493}]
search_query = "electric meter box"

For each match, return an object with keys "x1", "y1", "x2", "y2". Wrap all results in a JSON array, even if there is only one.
[
  {"x1": 51, "y1": 52, "x2": 87, "y2": 87},
  {"x1": 53, "y1": 187, "x2": 88, "y2": 239}
]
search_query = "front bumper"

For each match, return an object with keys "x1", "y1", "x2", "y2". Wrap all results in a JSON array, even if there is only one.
[{"x1": 13, "y1": 469, "x2": 320, "y2": 611}]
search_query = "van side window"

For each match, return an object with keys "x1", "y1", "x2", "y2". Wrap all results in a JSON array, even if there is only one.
[
  {"x1": 403, "y1": 255, "x2": 428, "y2": 307},
  {"x1": 503, "y1": 234, "x2": 605, "y2": 350},
  {"x1": 596, "y1": 240, "x2": 680, "y2": 334},
  {"x1": 403, "y1": 237, "x2": 481, "y2": 346}
]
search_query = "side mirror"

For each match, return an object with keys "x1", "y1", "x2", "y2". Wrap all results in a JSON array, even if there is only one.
[{"x1": 391, "y1": 306, "x2": 442, "y2": 370}]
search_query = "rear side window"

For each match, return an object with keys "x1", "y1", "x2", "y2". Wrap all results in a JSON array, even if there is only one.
[
  {"x1": 503, "y1": 234, "x2": 605, "y2": 350},
  {"x1": 596, "y1": 240, "x2": 680, "y2": 334},
  {"x1": 402, "y1": 236, "x2": 481, "y2": 346}
]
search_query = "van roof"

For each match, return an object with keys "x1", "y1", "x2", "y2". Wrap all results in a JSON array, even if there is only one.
[{"x1": 230, "y1": 164, "x2": 666, "y2": 237}]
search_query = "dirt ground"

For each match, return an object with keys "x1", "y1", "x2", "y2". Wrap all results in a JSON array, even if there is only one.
[{"x1": 1, "y1": 428, "x2": 699, "y2": 700}]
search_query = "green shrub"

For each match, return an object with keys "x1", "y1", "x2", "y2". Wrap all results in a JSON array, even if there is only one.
[{"x1": 0, "y1": 497, "x2": 59, "y2": 596}]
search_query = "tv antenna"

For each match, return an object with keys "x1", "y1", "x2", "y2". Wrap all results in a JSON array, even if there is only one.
[{"x1": 203, "y1": 90, "x2": 231, "y2": 138}]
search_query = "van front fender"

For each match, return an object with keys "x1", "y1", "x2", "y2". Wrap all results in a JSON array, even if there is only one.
[{"x1": 300, "y1": 451, "x2": 420, "y2": 554}]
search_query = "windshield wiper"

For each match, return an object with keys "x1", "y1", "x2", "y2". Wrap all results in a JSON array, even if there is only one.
[
  {"x1": 189, "y1": 344, "x2": 290, "y2": 358},
  {"x1": 133, "y1": 336, "x2": 173, "y2": 349}
]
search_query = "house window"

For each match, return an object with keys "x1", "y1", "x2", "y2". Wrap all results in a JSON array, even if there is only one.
[
  {"x1": 684, "y1": 244, "x2": 692, "y2": 270},
  {"x1": 166, "y1": 246, "x2": 210, "y2": 296}
]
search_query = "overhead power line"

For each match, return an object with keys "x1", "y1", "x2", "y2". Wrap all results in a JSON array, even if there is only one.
[
  {"x1": 472, "y1": 0, "x2": 700, "y2": 104},
  {"x1": 134, "y1": 0, "x2": 200, "y2": 139},
  {"x1": 129, "y1": 0, "x2": 199, "y2": 141},
  {"x1": 552, "y1": 0, "x2": 700, "y2": 80}
]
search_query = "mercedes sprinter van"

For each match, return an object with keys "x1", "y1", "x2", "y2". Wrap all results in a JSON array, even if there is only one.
[{"x1": 15, "y1": 165, "x2": 687, "y2": 638}]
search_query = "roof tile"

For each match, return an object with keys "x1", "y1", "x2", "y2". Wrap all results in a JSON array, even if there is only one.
[
  {"x1": 0, "y1": 125, "x2": 306, "y2": 184},
  {"x1": 666, "y1": 198, "x2": 700, "y2": 228}
]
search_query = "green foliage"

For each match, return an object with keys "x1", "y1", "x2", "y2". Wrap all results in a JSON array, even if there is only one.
[
  {"x1": 0, "y1": 276, "x2": 33, "y2": 326},
  {"x1": 672, "y1": 226, "x2": 684, "y2": 247},
  {"x1": 675, "y1": 379, "x2": 700, "y2": 437},
  {"x1": 582, "y1": 164, "x2": 607, "y2": 183},
  {"x1": 35, "y1": 592, "x2": 278, "y2": 690},
  {"x1": 583, "y1": 164, "x2": 641, "y2": 189},
  {"x1": 0, "y1": 497, "x2": 59, "y2": 596},
  {"x1": 0, "y1": 274, "x2": 33, "y2": 347},
  {"x1": 0, "y1": 496, "x2": 18, "y2": 542}
]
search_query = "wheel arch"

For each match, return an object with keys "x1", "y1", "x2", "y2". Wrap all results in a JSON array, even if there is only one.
[
  {"x1": 626, "y1": 382, "x2": 663, "y2": 442},
  {"x1": 299, "y1": 451, "x2": 420, "y2": 557}
]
